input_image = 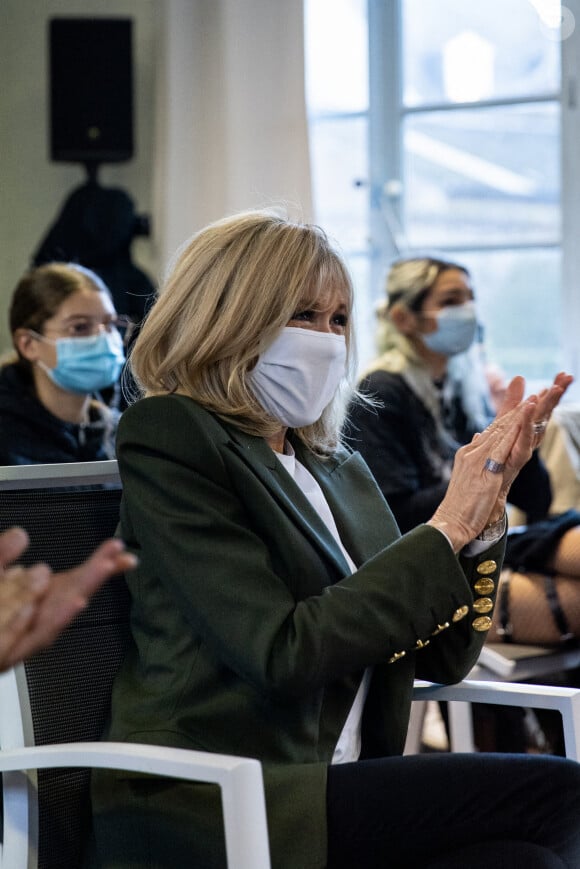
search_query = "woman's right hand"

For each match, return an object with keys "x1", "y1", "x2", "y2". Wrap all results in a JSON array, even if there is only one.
[{"x1": 427, "y1": 380, "x2": 538, "y2": 551}]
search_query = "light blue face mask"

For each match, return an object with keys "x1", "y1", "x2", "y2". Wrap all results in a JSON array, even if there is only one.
[
  {"x1": 38, "y1": 329, "x2": 125, "y2": 394},
  {"x1": 421, "y1": 301, "x2": 478, "y2": 356}
]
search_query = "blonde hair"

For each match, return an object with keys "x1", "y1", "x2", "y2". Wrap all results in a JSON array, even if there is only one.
[
  {"x1": 375, "y1": 256, "x2": 469, "y2": 358},
  {"x1": 129, "y1": 210, "x2": 356, "y2": 453},
  {"x1": 363, "y1": 255, "x2": 490, "y2": 434}
]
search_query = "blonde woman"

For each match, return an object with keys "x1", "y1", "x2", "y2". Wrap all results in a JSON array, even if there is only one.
[
  {"x1": 86, "y1": 213, "x2": 579, "y2": 869},
  {"x1": 346, "y1": 257, "x2": 555, "y2": 533}
]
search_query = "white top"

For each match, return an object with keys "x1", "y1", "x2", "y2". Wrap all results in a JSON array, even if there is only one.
[{"x1": 275, "y1": 444, "x2": 371, "y2": 764}]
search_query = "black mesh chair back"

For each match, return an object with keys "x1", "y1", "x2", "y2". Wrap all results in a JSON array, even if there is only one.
[{"x1": 0, "y1": 461, "x2": 128, "y2": 869}]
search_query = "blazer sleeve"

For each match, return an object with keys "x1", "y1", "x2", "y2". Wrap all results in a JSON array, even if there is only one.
[{"x1": 117, "y1": 396, "x2": 500, "y2": 696}]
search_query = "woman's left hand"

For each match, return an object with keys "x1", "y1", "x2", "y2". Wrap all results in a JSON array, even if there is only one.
[{"x1": 483, "y1": 371, "x2": 573, "y2": 524}]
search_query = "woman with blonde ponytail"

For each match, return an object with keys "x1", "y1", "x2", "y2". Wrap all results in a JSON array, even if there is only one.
[{"x1": 347, "y1": 256, "x2": 580, "y2": 669}]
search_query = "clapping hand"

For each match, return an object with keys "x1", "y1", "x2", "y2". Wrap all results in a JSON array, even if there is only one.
[
  {"x1": 428, "y1": 372, "x2": 573, "y2": 552},
  {"x1": 0, "y1": 527, "x2": 137, "y2": 671}
]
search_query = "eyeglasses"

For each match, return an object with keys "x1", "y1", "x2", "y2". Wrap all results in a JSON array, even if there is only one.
[{"x1": 43, "y1": 315, "x2": 136, "y2": 342}]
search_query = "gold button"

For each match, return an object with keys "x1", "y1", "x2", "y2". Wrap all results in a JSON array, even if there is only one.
[
  {"x1": 388, "y1": 650, "x2": 406, "y2": 664},
  {"x1": 452, "y1": 605, "x2": 469, "y2": 622},
  {"x1": 473, "y1": 597, "x2": 494, "y2": 614},
  {"x1": 431, "y1": 622, "x2": 450, "y2": 636},
  {"x1": 472, "y1": 616, "x2": 493, "y2": 632},
  {"x1": 415, "y1": 638, "x2": 431, "y2": 650},
  {"x1": 477, "y1": 560, "x2": 497, "y2": 576},
  {"x1": 474, "y1": 577, "x2": 495, "y2": 595}
]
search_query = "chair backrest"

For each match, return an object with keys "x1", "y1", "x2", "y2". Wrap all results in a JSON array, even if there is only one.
[{"x1": 0, "y1": 461, "x2": 128, "y2": 869}]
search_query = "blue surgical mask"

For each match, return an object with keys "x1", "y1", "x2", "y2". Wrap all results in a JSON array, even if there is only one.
[
  {"x1": 36, "y1": 330, "x2": 125, "y2": 394},
  {"x1": 421, "y1": 302, "x2": 478, "y2": 356}
]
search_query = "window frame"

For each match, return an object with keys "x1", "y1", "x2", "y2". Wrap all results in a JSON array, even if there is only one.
[
  {"x1": 561, "y1": 0, "x2": 580, "y2": 381},
  {"x1": 367, "y1": 0, "x2": 580, "y2": 390}
]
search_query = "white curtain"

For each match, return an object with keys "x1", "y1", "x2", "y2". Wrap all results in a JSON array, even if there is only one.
[{"x1": 153, "y1": 0, "x2": 313, "y2": 269}]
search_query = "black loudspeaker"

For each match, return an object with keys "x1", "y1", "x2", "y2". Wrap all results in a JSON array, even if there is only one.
[{"x1": 49, "y1": 18, "x2": 133, "y2": 164}]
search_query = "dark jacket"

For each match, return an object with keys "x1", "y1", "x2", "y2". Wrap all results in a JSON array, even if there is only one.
[
  {"x1": 86, "y1": 394, "x2": 505, "y2": 869},
  {"x1": 346, "y1": 370, "x2": 552, "y2": 534},
  {"x1": 0, "y1": 362, "x2": 116, "y2": 465}
]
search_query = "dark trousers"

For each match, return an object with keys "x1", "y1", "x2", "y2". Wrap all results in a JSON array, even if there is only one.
[{"x1": 327, "y1": 753, "x2": 580, "y2": 868}]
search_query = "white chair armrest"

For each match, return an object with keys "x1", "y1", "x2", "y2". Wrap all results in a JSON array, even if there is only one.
[
  {"x1": 412, "y1": 679, "x2": 580, "y2": 761},
  {"x1": 0, "y1": 742, "x2": 271, "y2": 869},
  {"x1": 413, "y1": 679, "x2": 580, "y2": 709}
]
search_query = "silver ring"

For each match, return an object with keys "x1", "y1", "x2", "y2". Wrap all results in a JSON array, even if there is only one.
[
  {"x1": 484, "y1": 458, "x2": 505, "y2": 474},
  {"x1": 532, "y1": 419, "x2": 548, "y2": 436}
]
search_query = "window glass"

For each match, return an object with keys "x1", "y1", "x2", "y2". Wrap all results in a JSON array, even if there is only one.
[
  {"x1": 309, "y1": 116, "x2": 369, "y2": 251},
  {"x1": 305, "y1": 0, "x2": 369, "y2": 114},
  {"x1": 449, "y1": 247, "x2": 562, "y2": 389},
  {"x1": 348, "y1": 254, "x2": 375, "y2": 370},
  {"x1": 305, "y1": 0, "x2": 370, "y2": 367},
  {"x1": 403, "y1": 102, "x2": 560, "y2": 248},
  {"x1": 402, "y1": 0, "x2": 561, "y2": 106},
  {"x1": 306, "y1": 0, "x2": 566, "y2": 388}
]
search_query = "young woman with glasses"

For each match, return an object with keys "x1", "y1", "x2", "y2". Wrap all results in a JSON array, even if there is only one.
[{"x1": 0, "y1": 262, "x2": 127, "y2": 465}]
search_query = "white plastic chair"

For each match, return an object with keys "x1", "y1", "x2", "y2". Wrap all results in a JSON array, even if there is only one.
[
  {"x1": 0, "y1": 661, "x2": 270, "y2": 869},
  {"x1": 0, "y1": 461, "x2": 271, "y2": 869}
]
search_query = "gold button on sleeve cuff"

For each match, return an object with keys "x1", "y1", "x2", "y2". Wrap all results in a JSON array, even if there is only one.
[
  {"x1": 473, "y1": 597, "x2": 494, "y2": 614},
  {"x1": 477, "y1": 560, "x2": 497, "y2": 576},
  {"x1": 474, "y1": 577, "x2": 495, "y2": 595},
  {"x1": 452, "y1": 605, "x2": 470, "y2": 622},
  {"x1": 472, "y1": 616, "x2": 493, "y2": 632}
]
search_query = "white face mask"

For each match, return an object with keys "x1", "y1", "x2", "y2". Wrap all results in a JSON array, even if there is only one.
[{"x1": 248, "y1": 326, "x2": 347, "y2": 427}]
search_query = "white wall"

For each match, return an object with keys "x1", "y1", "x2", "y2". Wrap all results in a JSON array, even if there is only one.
[
  {"x1": 0, "y1": 0, "x2": 311, "y2": 354},
  {"x1": 154, "y1": 0, "x2": 311, "y2": 269},
  {"x1": 0, "y1": 0, "x2": 158, "y2": 353}
]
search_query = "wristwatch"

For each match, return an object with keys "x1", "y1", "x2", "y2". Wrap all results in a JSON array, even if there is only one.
[{"x1": 476, "y1": 512, "x2": 507, "y2": 542}]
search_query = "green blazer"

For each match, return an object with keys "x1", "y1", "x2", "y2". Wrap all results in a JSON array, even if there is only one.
[{"x1": 88, "y1": 394, "x2": 505, "y2": 869}]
